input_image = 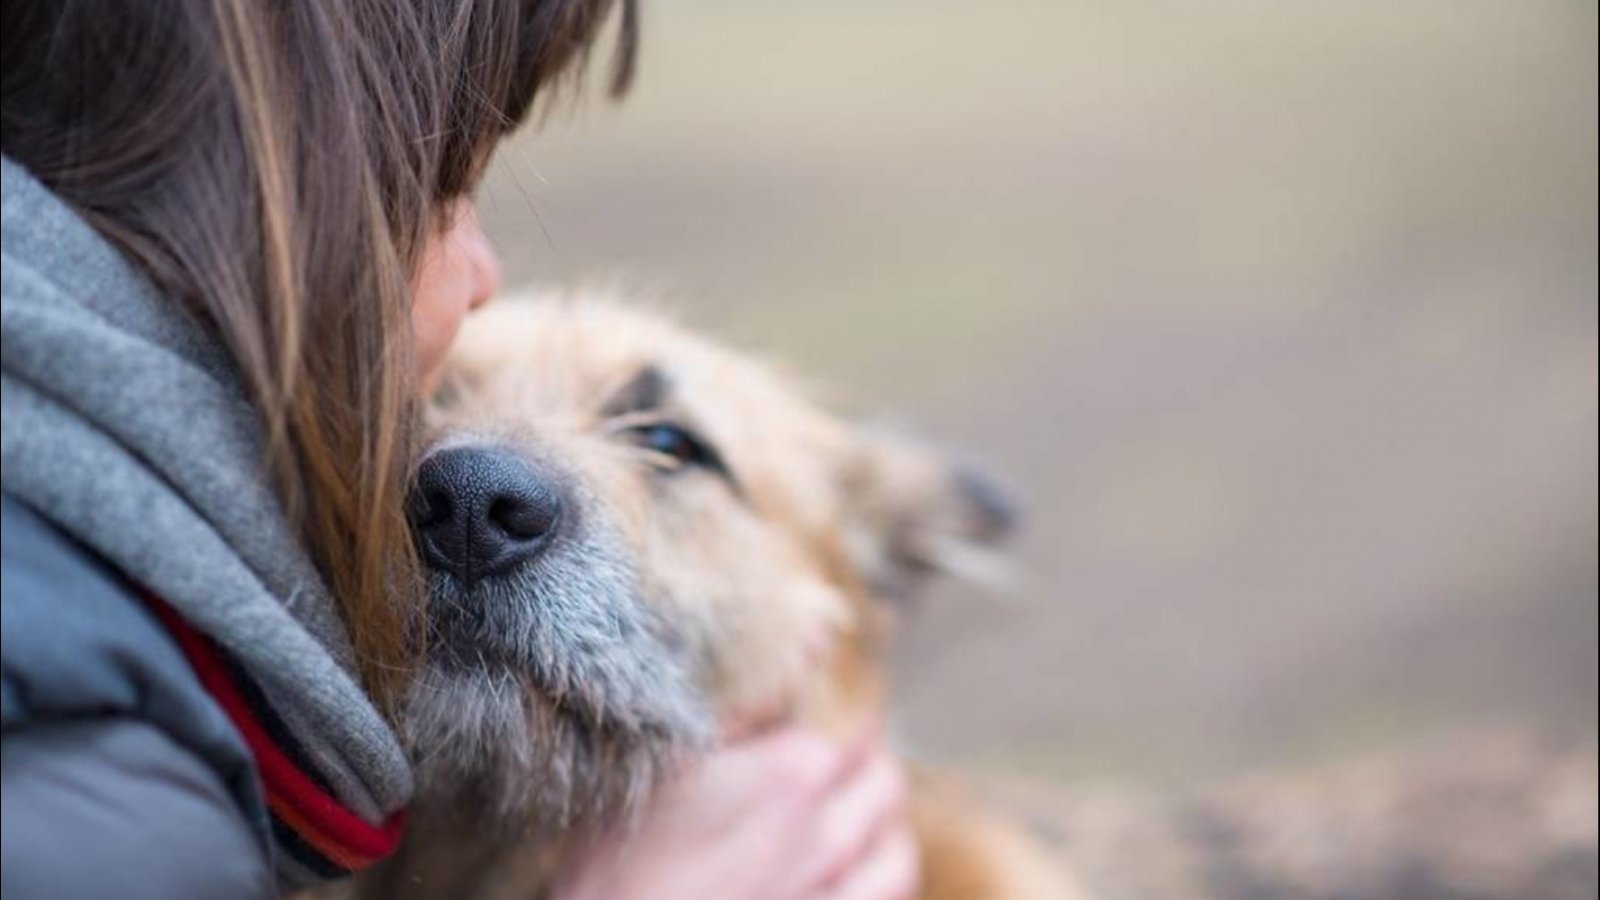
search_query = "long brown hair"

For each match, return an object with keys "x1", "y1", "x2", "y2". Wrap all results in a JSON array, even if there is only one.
[{"x1": 1, "y1": 0, "x2": 637, "y2": 712}]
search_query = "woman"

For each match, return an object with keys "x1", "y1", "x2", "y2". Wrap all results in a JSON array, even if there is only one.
[{"x1": 0, "y1": 2, "x2": 916, "y2": 898}]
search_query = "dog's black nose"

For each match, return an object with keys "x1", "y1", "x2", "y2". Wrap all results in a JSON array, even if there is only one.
[{"x1": 410, "y1": 447, "x2": 563, "y2": 586}]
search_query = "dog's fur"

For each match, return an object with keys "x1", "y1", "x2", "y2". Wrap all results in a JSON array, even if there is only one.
[{"x1": 354, "y1": 294, "x2": 1074, "y2": 899}]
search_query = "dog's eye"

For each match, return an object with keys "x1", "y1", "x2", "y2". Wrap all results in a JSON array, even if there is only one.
[
  {"x1": 633, "y1": 423, "x2": 710, "y2": 465},
  {"x1": 627, "y1": 423, "x2": 731, "y2": 480}
]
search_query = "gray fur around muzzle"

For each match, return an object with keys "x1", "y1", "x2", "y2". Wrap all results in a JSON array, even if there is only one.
[{"x1": 401, "y1": 444, "x2": 709, "y2": 835}]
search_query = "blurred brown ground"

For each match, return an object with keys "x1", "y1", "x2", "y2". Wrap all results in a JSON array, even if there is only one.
[{"x1": 477, "y1": 0, "x2": 1597, "y2": 808}]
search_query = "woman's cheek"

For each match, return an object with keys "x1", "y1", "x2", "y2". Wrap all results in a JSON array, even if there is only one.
[
  {"x1": 413, "y1": 289, "x2": 468, "y2": 393},
  {"x1": 412, "y1": 249, "x2": 459, "y2": 391}
]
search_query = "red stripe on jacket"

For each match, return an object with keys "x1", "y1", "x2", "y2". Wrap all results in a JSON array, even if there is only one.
[{"x1": 144, "y1": 594, "x2": 407, "y2": 870}]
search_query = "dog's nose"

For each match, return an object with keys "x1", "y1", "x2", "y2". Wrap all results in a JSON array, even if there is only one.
[{"x1": 410, "y1": 447, "x2": 564, "y2": 586}]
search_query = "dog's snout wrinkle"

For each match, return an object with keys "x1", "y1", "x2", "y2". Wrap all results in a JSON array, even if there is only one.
[{"x1": 412, "y1": 446, "x2": 564, "y2": 586}]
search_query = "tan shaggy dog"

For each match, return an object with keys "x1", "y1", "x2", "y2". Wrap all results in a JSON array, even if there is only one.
[{"x1": 350, "y1": 295, "x2": 1080, "y2": 899}]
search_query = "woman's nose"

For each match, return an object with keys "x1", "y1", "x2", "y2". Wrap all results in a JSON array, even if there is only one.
[{"x1": 461, "y1": 204, "x2": 501, "y2": 311}]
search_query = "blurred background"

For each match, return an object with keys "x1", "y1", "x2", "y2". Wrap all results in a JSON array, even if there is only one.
[{"x1": 479, "y1": 1, "x2": 1596, "y2": 894}]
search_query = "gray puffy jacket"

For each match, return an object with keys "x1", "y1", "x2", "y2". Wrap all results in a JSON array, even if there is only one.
[
  {"x1": 2, "y1": 495, "x2": 271, "y2": 898},
  {"x1": 1, "y1": 156, "x2": 413, "y2": 896}
]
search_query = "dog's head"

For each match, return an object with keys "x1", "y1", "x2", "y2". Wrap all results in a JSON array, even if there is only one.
[{"x1": 404, "y1": 296, "x2": 1016, "y2": 833}]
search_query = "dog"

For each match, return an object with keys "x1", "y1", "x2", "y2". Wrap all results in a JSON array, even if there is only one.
[{"x1": 352, "y1": 293, "x2": 1077, "y2": 899}]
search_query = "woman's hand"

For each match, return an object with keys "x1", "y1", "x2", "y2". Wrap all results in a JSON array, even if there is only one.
[{"x1": 553, "y1": 725, "x2": 919, "y2": 900}]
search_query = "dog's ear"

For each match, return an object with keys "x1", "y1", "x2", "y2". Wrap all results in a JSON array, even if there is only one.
[{"x1": 840, "y1": 427, "x2": 1019, "y2": 606}]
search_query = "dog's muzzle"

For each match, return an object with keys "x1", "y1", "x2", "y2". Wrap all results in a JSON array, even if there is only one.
[{"x1": 410, "y1": 446, "x2": 565, "y2": 588}]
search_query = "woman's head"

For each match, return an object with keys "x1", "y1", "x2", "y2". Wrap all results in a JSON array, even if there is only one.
[{"x1": 1, "y1": 0, "x2": 636, "y2": 710}]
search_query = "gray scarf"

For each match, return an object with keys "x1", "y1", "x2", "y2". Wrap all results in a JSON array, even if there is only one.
[{"x1": 1, "y1": 157, "x2": 412, "y2": 876}]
